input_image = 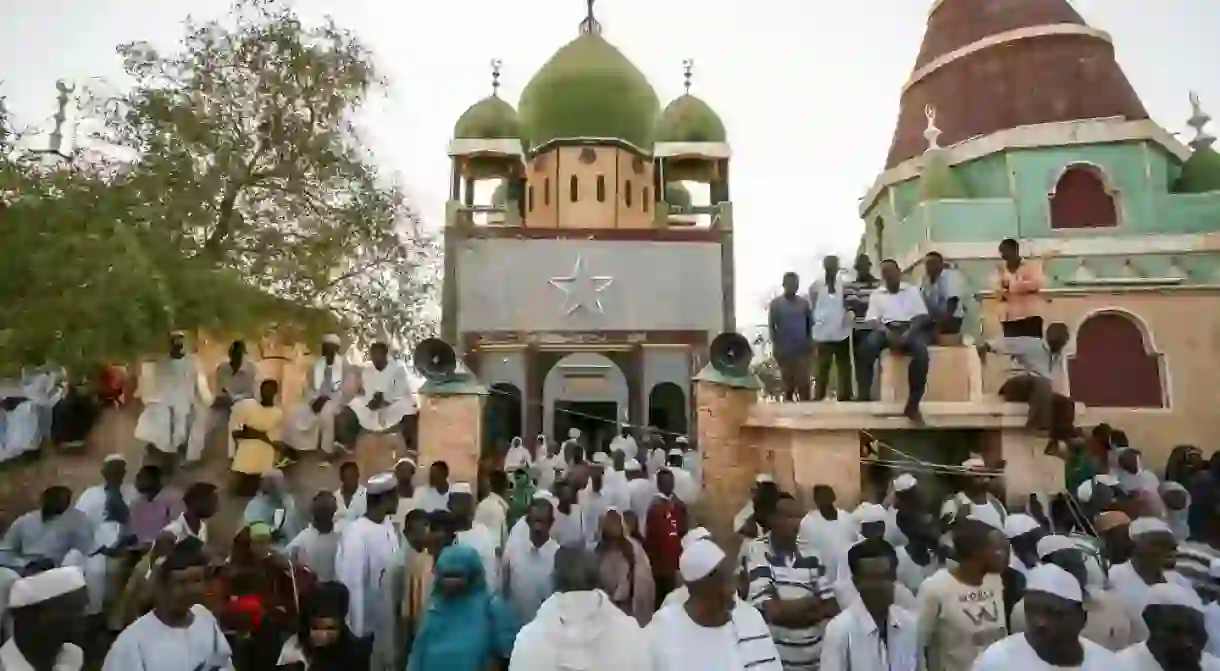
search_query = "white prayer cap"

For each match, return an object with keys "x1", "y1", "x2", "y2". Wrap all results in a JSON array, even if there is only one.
[
  {"x1": 169, "y1": 329, "x2": 188, "y2": 338},
  {"x1": 8, "y1": 566, "x2": 86, "y2": 609},
  {"x1": 676, "y1": 436, "x2": 689, "y2": 445},
  {"x1": 1004, "y1": 514, "x2": 1042, "y2": 539},
  {"x1": 321, "y1": 333, "x2": 342, "y2": 345},
  {"x1": 967, "y1": 507, "x2": 1005, "y2": 532},
  {"x1": 450, "y1": 482, "x2": 474, "y2": 495},
  {"x1": 102, "y1": 454, "x2": 126, "y2": 464},
  {"x1": 1036, "y1": 534, "x2": 1081, "y2": 559},
  {"x1": 892, "y1": 473, "x2": 917, "y2": 493},
  {"x1": 1129, "y1": 516, "x2": 1174, "y2": 539},
  {"x1": 1145, "y1": 582, "x2": 1204, "y2": 613},
  {"x1": 568, "y1": 428, "x2": 581, "y2": 439},
  {"x1": 1094, "y1": 473, "x2": 1119, "y2": 487},
  {"x1": 1076, "y1": 480, "x2": 1094, "y2": 503},
  {"x1": 1025, "y1": 564, "x2": 1083, "y2": 603},
  {"x1": 365, "y1": 473, "x2": 397, "y2": 495},
  {"x1": 624, "y1": 459, "x2": 642, "y2": 472},
  {"x1": 533, "y1": 491, "x2": 558, "y2": 505},
  {"x1": 679, "y1": 539, "x2": 726, "y2": 583},
  {"x1": 668, "y1": 448, "x2": 684, "y2": 458},
  {"x1": 395, "y1": 456, "x2": 417, "y2": 468},
  {"x1": 682, "y1": 527, "x2": 713, "y2": 550},
  {"x1": 755, "y1": 473, "x2": 775, "y2": 484},
  {"x1": 852, "y1": 503, "x2": 889, "y2": 525},
  {"x1": 961, "y1": 457, "x2": 987, "y2": 471},
  {"x1": 592, "y1": 453, "x2": 612, "y2": 467}
]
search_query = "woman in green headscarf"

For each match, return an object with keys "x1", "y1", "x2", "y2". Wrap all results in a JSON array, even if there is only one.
[
  {"x1": 407, "y1": 544, "x2": 519, "y2": 671},
  {"x1": 507, "y1": 469, "x2": 537, "y2": 530}
]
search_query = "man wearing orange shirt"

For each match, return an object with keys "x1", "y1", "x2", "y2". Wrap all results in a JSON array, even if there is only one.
[{"x1": 998, "y1": 238, "x2": 1046, "y2": 338}]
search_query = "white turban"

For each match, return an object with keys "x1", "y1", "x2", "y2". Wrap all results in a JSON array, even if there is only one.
[
  {"x1": 8, "y1": 566, "x2": 87, "y2": 608},
  {"x1": 852, "y1": 503, "x2": 889, "y2": 525},
  {"x1": 967, "y1": 507, "x2": 1005, "y2": 532},
  {"x1": 365, "y1": 473, "x2": 398, "y2": 495},
  {"x1": 892, "y1": 473, "x2": 917, "y2": 493},
  {"x1": 1004, "y1": 514, "x2": 1042, "y2": 539},
  {"x1": 1129, "y1": 516, "x2": 1173, "y2": 539},
  {"x1": 568, "y1": 428, "x2": 581, "y2": 440},
  {"x1": 1036, "y1": 534, "x2": 1080, "y2": 560},
  {"x1": 679, "y1": 539, "x2": 726, "y2": 583},
  {"x1": 1025, "y1": 564, "x2": 1083, "y2": 603},
  {"x1": 450, "y1": 482, "x2": 474, "y2": 495},
  {"x1": 682, "y1": 527, "x2": 713, "y2": 550},
  {"x1": 624, "y1": 459, "x2": 642, "y2": 472},
  {"x1": 1145, "y1": 582, "x2": 1204, "y2": 613}
]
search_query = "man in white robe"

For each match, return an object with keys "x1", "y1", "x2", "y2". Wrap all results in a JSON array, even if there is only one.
[
  {"x1": 1115, "y1": 583, "x2": 1220, "y2": 670},
  {"x1": 347, "y1": 342, "x2": 417, "y2": 449},
  {"x1": 504, "y1": 437, "x2": 534, "y2": 474},
  {"x1": 335, "y1": 473, "x2": 401, "y2": 640},
  {"x1": 133, "y1": 332, "x2": 212, "y2": 465},
  {"x1": 0, "y1": 365, "x2": 66, "y2": 461},
  {"x1": 286, "y1": 334, "x2": 355, "y2": 455},
  {"x1": 474, "y1": 471, "x2": 511, "y2": 553},
  {"x1": 450, "y1": 483, "x2": 501, "y2": 592},
  {"x1": 3, "y1": 566, "x2": 89, "y2": 671},
  {"x1": 66, "y1": 454, "x2": 137, "y2": 617},
  {"x1": 608, "y1": 426, "x2": 638, "y2": 462},
  {"x1": 206, "y1": 340, "x2": 257, "y2": 459},
  {"x1": 0, "y1": 486, "x2": 92, "y2": 570}
]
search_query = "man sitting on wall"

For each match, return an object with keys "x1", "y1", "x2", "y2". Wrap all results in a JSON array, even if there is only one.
[
  {"x1": 977, "y1": 322, "x2": 1075, "y2": 442},
  {"x1": 920, "y1": 251, "x2": 968, "y2": 339},
  {"x1": 344, "y1": 341, "x2": 417, "y2": 451},
  {"x1": 859, "y1": 259, "x2": 931, "y2": 422}
]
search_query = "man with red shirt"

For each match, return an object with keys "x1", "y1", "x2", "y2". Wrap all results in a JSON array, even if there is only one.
[{"x1": 645, "y1": 468, "x2": 689, "y2": 608}]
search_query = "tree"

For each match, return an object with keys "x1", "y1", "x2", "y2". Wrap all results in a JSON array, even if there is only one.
[{"x1": 2, "y1": 2, "x2": 438, "y2": 372}]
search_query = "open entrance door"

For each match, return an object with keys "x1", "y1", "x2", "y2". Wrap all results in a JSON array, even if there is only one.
[{"x1": 553, "y1": 401, "x2": 617, "y2": 454}]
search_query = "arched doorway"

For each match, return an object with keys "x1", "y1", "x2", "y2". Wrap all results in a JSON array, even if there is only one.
[
  {"x1": 648, "y1": 382, "x2": 688, "y2": 443},
  {"x1": 543, "y1": 352, "x2": 628, "y2": 454},
  {"x1": 484, "y1": 382, "x2": 523, "y2": 458},
  {"x1": 1068, "y1": 311, "x2": 1165, "y2": 408},
  {"x1": 1050, "y1": 164, "x2": 1118, "y2": 229}
]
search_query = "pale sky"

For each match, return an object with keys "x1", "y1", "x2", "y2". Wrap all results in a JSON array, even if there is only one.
[{"x1": 4, "y1": 0, "x2": 1218, "y2": 332}]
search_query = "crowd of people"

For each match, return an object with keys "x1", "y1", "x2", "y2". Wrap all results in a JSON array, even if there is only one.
[{"x1": 0, "y1": 414, "x2": 1216, "y2": 670}]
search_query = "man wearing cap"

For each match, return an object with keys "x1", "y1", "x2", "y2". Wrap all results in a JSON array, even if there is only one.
[
  {"x1": 580, "y1": 460, "x2": 616, "y2": 549},
  {"x1": 1005, "y1": 514, "x2": 1047, "y2": 576},
  {"x1": 287, "y1": 333, "x2": 355, "y2": 456},
  {"x1": 1011, "y1": 535, "x2": 1147, "y2": 652},
  {"x1": 974, "y1": 564, "x2": 1116, "y2": 669},
  {"x1": 663, "y1": 448, "x2": 699, "y2": 505},
  {"x1": 133, "y1": 331, "x2": 211, "y2": 467},
  {"x1": 940, "y1": 458, "x2": 1008, "y2": 531},
  {"x1": 561, "y1": 429, "x2": 584, "y2": 470},
  {"x1": 1109, "y1": 517, "x2": 1193, "y2": 620},
  {"x1": 821, "y1": 539, "x2": 918, "y2": 671},
  {"x1": 335, "y1": 473, "x2": 401, "y2": 640},
  {"x1": 609, "y1": 425, "x2": 638, "y2": 462},
  {"x1": 450, "y1": 483, "x2": 501, "y2": 592},
  {"x1": 799, "y1": 485, "x2": 859, "y2": 581},
  {"x1": 66, "y1": 454, "x2": 137, "y2": 619},
  {"x1": 626, "y1": 459, "x2": 656, "y2": 535},
  {"x1": 501, "y1": 498, "x2": 559, "y2": 623},
  {"x1": 390, "y1": 457, "x2": 420, "y2": 532},
  {"x1": 1116, "y1": 583, "x2": 1220, "y2": 670},
  {"x1": 647, "y1": 538, "x2": 783, "y2": 670},
  {"x1": 1, "y1": 566, "x2": 88, "y2": 670},
  {"x1": 348, "y1": 341, "x2": 418, "y2": 450},
  {"x1": 205, "y1": 339, "x2": 257, "y2": 460},
  {"x1": 536, "y1": 435, "x2": 562, "y2": 492}
]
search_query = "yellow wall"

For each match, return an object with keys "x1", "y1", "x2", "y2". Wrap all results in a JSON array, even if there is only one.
[
  {"x1": 979, "y1": 289, "x2": 1220, "y2": 469},
  {"x1": 524, "y1": 146, "x2": 655, "y2": 229}
]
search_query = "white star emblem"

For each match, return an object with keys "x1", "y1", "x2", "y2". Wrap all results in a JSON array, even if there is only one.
[{"x1": 548, "y1": 256, "x2": 614, "y2": 315}]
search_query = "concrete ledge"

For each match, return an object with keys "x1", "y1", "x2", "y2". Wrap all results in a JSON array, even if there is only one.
[
  {"x1": 745, "y1": 400, "x2": 1030, "y2": 430},
  {"x1": 880, "y1": 344, "x2": 984, "y2": 404}
]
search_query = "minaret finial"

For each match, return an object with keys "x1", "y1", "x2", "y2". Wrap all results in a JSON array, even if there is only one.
[
  {"x1": 490, "y1": 59, "x2": 503, "y2": 97},
  {"x1": 682, "y1": 59, "x2": 694, "y2": 95},
  {"x1": 923, "y1": 104, "x2": 941, "y2": 151},
  {"x1": 48, "y1": 80, "x2": 74, "y2": 155},
  {"x1": 579, "y1": 0, "x2": 602, "y2": 35},
  {"x1": 1188, "y1": 91, "x2": 1215, "y2": 151}
]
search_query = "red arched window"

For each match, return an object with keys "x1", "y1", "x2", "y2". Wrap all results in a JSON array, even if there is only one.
[
  {"x1": 1050, "y1": 165, "x2": 1118, "y2": 229},
  {"x1": 1068, "y1": 312, "x2": 1164, "y2": 408}
]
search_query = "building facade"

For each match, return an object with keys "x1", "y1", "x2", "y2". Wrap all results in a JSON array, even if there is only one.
[
  {"x1": 441, "y1": 10, "x2": 734, "y2": 452},
  {"x1": 858, "y1": 0, "x2": 1220, "y2": 465}
]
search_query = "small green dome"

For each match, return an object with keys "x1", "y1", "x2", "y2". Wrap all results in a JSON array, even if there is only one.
[
  {"x1": 491, "y1": 182, "x2": 508, "y2": 206},
  {"x1": 655, "y1": 94, "x2": 727, "y2": 143},
  {"x1": 918, "y1": 149, "x2": 969, "y2": 201},
  {"x1": 664, "y1": 182, "x2": 692, "y2": 209},
  {"x1": 453, "y1": 95, "x2": 521, "y2": 140},
  {"x1": 1174, "y1": 147, "x2": 1220, "y2": 194},
  {"x1": 518, "y1": 34, "x2": 660, "y2": 151}
]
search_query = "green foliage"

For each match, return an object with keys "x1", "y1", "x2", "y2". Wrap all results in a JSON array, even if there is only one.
[{"x1": 0, "y1": 0, "x2": 438, "y2": 373}]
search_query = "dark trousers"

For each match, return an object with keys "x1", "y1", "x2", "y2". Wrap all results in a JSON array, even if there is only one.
[
  {"x1": 860, "y1": 327, "x2": 930, "y2": 409},
  {"x1": 776, "y1": 354, "x2": 811, "y2": 402},
  {"x1": 852, "y1": 330, "x2": 876, "y2": 400},
  {"x1": 999, "y1": 375, "x2": 1076, "y2": 440},
  {"x1": 813, "y1": 339, "x2": 854, "y2": 401},
  {"x1": 1002, "y1": 316, "x2": 1044, "y2": 338},
  {"x1": 937, "y1": 316, "x2": 964, "y2": 335},
  {"x1": 52, "y1": 393, "x2": 99, "y2": 445}
]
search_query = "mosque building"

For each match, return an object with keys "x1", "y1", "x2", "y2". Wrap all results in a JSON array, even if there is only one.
[
  {"x1": 858, "y1": 0, "x2": 1220, "y2": 465},
  {"x1": 440, "y1": 5, "x2": 733, "y2": 451}
]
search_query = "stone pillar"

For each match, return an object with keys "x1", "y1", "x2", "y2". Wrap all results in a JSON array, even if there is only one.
[
  {"x1": 789, "y1": 430, "x2": 863, "y2": 509},
  {"x1": 418, "y1": 385, "x2": 486, "y2": 486},
  {"x1": 695, "y1": 380, "x2": 758, "y2": 545}
]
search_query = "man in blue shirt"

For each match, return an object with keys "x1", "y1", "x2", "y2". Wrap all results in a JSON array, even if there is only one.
[{"x1": 768, "y1": 272, "x2": 814, "y2": 402}]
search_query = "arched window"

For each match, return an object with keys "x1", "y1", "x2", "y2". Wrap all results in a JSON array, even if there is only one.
[
  {"x1": 1068, "y1": 311, "x2": 1165, "y2": 408},
  {"x1": 624, "y1": 180, "x2": 633, "y2": 207},
  {"x1": 648, "y1": 382, "x2": 688, "y2": 438},
  {"x1": 1050, "y1": 164, "x2": 1118, "y2": 229},
  {"x1": 596, "y1": 175, "x2": 606, "y2": 203},
  {"x1": 643, "y1": 187, "x2": 651, "y2": 212},
  {"x1": 569, "y1": 176, "x2": 578, "y2": 202}
]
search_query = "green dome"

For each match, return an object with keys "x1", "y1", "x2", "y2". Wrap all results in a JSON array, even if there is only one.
[
  {"x1": 518, "y1": 34, "x2": 660, "y2": 151},
  {"x1": 1174, "y1": 147, "x2": 1220, "y2": 194},
  {"x1": 454, "y1": 95, "x2": 521, "y2": 139},
  {"x1": 664, "y1": 182, "x2": 692, "y2": 209},
  {"x1": 918, "y1": 149, "x2": 969, "y2": 201},
  {"x1": 491, "y1": 182, "x2": 508, "y2": 206},
  {"x1": 655, "y1": 94, "x2": 727, "y2": 143}
]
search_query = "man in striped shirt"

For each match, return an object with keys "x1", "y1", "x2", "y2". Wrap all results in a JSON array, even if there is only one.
[
  {"x1": 1175, "y1": 494, "x2": 1220, "y2": 603},
  {"x1": 745, "y1": 493, "x2": 840, "y2": 670},
  {"x1": 843, "y1": 255, "x2": 881, "y2": 401}
]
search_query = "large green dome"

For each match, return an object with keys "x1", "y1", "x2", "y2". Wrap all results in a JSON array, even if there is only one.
[
  {"x1": 1174, "y1": 147, "x2": 1220, "y2": 194},
  {"x1": 655, "y1": 94, "x2": 727, "y2": 143},
  {"x1": 518, "y1": 34, "x2": 660, "y2": 151},
  {"x1": 664, "y1": 182, "x2": 692, "y2": 209},
  {"x1": 454, "y1": 95, "x2": 521, "y2": 140}
]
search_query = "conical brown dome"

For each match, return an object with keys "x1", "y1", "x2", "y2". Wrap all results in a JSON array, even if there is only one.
[{"x1": 885, "y1": 0, "x2": 1149, "y2": 169}]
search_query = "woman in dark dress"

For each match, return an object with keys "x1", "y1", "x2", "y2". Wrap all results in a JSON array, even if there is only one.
[{"x1": 277, "y1": 581, "x2": 369, "y2": 670}]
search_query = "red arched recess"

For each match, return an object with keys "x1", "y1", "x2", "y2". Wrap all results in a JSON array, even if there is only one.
[
  {"x1": 1050, "y1": 165, "x2": 1118, "y2": 229},
  {"x1": 1068, "y1": 312, "x2": 1164, "y2": 408}
]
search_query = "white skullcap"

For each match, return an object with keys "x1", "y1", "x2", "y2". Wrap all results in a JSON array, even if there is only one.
[
  {"x1": 676, "y1": 436, "x2": 689, "y2": 444},
  {"x1": 592, "y1": 453, "x2": 612, "y2": 467},
  {"x1": 679, "y1": 539, "x2": 726, "y2": 583},
  {"x1": 1129, "y1": 516, "x2": 1174, "y2": 539},
  {"x1": 8, "y1": 566, "x2": 87, "y2": 608},
  {"x1": 1076, "y1": 480, "x2": 1094, "y2": 503},
  {"x1": 1036, "y1": 534, "x2": 1081, "y2": 559},
  {"x1": 668, "y1": 448, "x2": 685, "y2": 457},
  {"x1": 321, "y1": 334, "x2": 342, "y2": 345},
  {"x1": 853, "y1": 503, "x2": 889, "y2": 525},
  {"x1": 1211, "y1": 559, "x2": 1220, "y2": 580},
  {"x1": 624, "y1": 459, "x2": 642, "y2": 472},
  {"x1": 1094, "y1": 473, "x2": 1119, "y2": 487},
  {"x1": 568, "y1": 428, "x2": 581, "y2": 439},
  {"x1": 892, "y1": 473, "x2": 917, "y2": 493},
  {"x1": 682, "y1": 527, "x2": 713, "y2": 550},
  {"x1": 536, "y1": 434, "x2": 547, "y2": 443},
  {"x1": 755, "y1": 473, "x2": 775, "y2": 484},
  {"x1": 395, "y1": 456, "x2": 416, "y2": 468},
  {"x1": 1004, "y1": 514, "x2": 1042, "y2": 539},
  {"x1": 961, "y1": 457, "x2": 987, "y2": 470},
  {"x1": 1145, "y1": 582, "x2": 1204, "y2": 613},
  {"x1": 967, "y1": 506, "x2": 1005, "y2": 532},
  {"x1": 1025, "y1": 564, "x2": 1083, "y2": 603},
  {"x1": 102, "y1": 454, "x2": 126, "y2": 464},
  {"x1": 450, "y1": 482, "x2": 474, "y2": 495},
  {"x1": 365, "y1": 473, "x2": 397, "y2": 495},
  {"x1": 532, "y1": 491, "x2": 558, "y2": 505}
]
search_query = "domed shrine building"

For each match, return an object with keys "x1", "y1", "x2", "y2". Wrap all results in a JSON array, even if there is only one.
[
  {"x1": 441, "y1": 7, "x2": 733, "y2": 450},
  {"x1": 859, "y1": 0, "x2": 1220, "y2": 463}
]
